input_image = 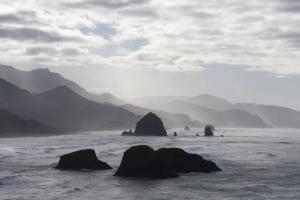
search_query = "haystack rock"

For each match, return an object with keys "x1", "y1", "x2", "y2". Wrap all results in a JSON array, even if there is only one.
[
  {"x1": 114, "y1": 145, "x2": 221, "y2": 179},
  {"x1": 133, "y1": 112, "x2": 167, "y2": 136},
  {"x1": 56, "y1": 149, "x2": 112, "y2": 170},
  {"x1": 204, "y1": 124, "x2": 215, "y2": 136}
]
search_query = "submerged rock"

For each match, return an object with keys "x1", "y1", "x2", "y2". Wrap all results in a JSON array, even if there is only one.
[
  {"x1": 115, "y1": 145, "x2": 221, "y2": 179},
  {"x1": 122, "y1": 112, "x2": 167, "y2": 136},
  {"x1": 204, "y1": 124, "x2": 215, "y2": 136},
  {"x1": 56, "y1": 149, "x2": 112, "y2": 170}
]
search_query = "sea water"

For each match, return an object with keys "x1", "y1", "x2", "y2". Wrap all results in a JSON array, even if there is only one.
[{"x1": 0, "y1": 128, "x2": 300, "y2": 200}]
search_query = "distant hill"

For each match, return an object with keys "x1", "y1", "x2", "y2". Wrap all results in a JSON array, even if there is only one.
[
  {"x1": 0, "y1": 79, "x2": 139, "y2": 131},
  {"x1": 121, "y1": 104, "x2": 202, "y2": 129},
  {"x1": 143, "y1": 100, "x2": 267, "y2": 128},
  {"x1": 235, "y1": 103, "x2": 300, "y2": 128},
  {"x1": 134, "y1": 94, "x2": 232, "y2": 110},
  {"x1": 135, "y1": 94, "x2": 300, "y2": 128},
  {"x1": 2, "y1": 64, "x2": 300, "y2": 129},
  {"x1": 0, "y1": 109, "x2": 57, "y2": 136},
  {"x1": 94, "y1": 93, "x2": 126, "y2": 105},
  {"x1": 0, "y1": 64, "x2": 126, "y2": 105},
  {"x1": 186, "y1": 94, "x2": 233, "y2": 110}
]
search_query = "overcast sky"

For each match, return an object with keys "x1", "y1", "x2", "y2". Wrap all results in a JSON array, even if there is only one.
[{"x1": 0, "y1": 0, "x2": 300, "y2": 109}]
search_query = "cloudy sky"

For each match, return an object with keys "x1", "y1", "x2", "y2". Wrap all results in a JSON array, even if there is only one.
[{"x1": 0, "y1": 0, "x2": 300, "y2": 109}]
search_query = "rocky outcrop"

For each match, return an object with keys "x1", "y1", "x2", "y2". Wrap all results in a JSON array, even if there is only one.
[
  {"x1": 204, "y1": 124, "x2": 214, "y2": 136},
  {"x1": 114, "y1": 145, "x2": 221, "y2": 179},
  {"x1": 115, "y1": 145, "x2": 178, "y2": 178},
  {"x1": 122, "y1": 130, "x2": 133, "y2": 136},
  {"x1": 134, "y1": 112, "x2": 167, "y2": 136},
  {"x1": 122, "y1": 112, "x2": 167, "y2": 136},
  {"x1": 156, "y1": 148, "x2": 220, "y2": 173},
  {"x1": 56, "y1": 149, "x2": 112, "y2": 170}
]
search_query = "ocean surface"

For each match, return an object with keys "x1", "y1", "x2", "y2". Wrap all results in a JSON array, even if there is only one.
[{"x1": 0, "y1": 128, "x2": 300, "y2": 200}]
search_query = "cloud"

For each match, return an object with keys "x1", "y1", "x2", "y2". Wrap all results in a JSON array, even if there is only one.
[
  {"x1": 0, "y1": 0, "x2": 299, "y2": 74},
  {"x1": 63, "y1": 0, "x2": 150, "y2": 10},
  {"x1": 120, "y1": 38, "x2": 148, "y2": 51},
  {"x1": 120, "y1": 7, "x2": 158, "y2": 18},
  {"x1": 0, "y1": 27, "x2": 82, "y2": 42},
  {"x1": 0, "y1": 10, "x2": 37, "y2": 24},
  {"x1": 80, "y1": 24, "x2": 117, "y2": 39},
  {"x1": 277, "y1": 0, "x2": 300, "y2": 13},
  {"x1": 0, "y1": 14, "x2": 23, "y2": 23},
  {"x1": 26, "y1": 47, "x2": 57, "y2": 55}
]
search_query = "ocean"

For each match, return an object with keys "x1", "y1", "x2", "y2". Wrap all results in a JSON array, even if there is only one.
[{"x1": 0, "y1": 128, "x2": 300, "y2": 200}]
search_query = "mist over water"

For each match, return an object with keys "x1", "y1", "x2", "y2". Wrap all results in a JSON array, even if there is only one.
[{"x1": 1, "y1": 128, "x2": 300, "y2": 200}]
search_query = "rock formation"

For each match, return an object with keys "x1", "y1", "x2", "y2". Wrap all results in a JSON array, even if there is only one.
[
  {"x1": 204, "y1": 124, "x2": 215, "y2": 136},
  {"x1": 122, "y1": 112, "x2": 167, "y2": 136},
  {"x1": 122, "y1": 130, "x2": 133, "y2": 136},
  {"x1": 56, "y1": 149, "x2": 112, "y2": 170},
  {"x1": 115, "y1": 145, "x2": 221, "y2": 179},
  {"x1": 134, "y1": 112, "x2": 167, "y2": 136}
]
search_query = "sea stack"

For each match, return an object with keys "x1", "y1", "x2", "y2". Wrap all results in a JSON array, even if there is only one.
[
  {"x1": 204, "y1": 124, "x2": 215, "y2": 136},
  {"x1": 56, "y1": 149, "x2": 112, "y2": 170},
  {"x1": 114, "y1": 145, "x2": 221, "y2": 179},
  {"x1": 114, "y1": 145, "x2": 178, "y2": 179},
  {"x1": 133, "y1": 112, "x2": 167, "y2": 136}
]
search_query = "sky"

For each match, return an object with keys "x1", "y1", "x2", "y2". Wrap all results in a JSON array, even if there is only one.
[{"x1": 0, "y1": 0, "x2": 300, "y2": 109}]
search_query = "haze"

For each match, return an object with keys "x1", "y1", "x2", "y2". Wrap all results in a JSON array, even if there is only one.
[{"x1": 0, "y1": 0, "x2": 300, "y2": 110}]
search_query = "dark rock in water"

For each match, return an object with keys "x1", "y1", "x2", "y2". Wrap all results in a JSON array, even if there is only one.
[
  {"x1": 115, "y1": 145, "x2": 221, "y2": 179},
  {"x1": 204, "y1": 124, "x2": 215, "y2": 136},
  {"x1": 173, "y1": 132, "x2": 177, "y2": 136},
  {"x1": 56, "y1": 149, "x2": 112, "y2": 170},
  {"x1": 114, "y1": 145, "x2": 178, "y2": 179},
  {"x1": 133, "y1": 112, "x2": 167, "y2": 136},
  {"x1": 122, "y1": 130, "x2": 133, "y2": 136},
  {"x1": 156, "y1": 148, "x2": 221, "y2": 173}
]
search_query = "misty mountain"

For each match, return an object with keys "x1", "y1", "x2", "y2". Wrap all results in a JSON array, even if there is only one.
[
  {"x1": 95, "y1": 93, "x2": 126, "y2": 105},
  {"x1": 0, "y1": 64, "x2": 126, "y2": 105},
  {"x1": 0, "y1": 109, "x2": 57, "y2": 135},
  {"x1": 0, "y1": 79, "x2": 139, "y2": 131},
  {"x1": 186, "y1": 94, "x2": 233, "y2": 110},
  {"x1": 134, "y1": 94, "x2": 232, "y2": 110},
  {"x1": 135, "y1": 94, "x2": 300, "y2": 128},
  {"x1": 120, "y1": 104, "x2": 202, "y2": 129},
  {"x1": 143, "y1": 100, "x2": 267, "y2": 128},
  {"x1": 186, "y1": 95, "x2": 300, "y2": 128},
  {"x1": 235, "y1": 103, "x2": 300, "y2": 128},
  {"x1": 3, "y1": 64, "x2": 300, "y2": 129}
]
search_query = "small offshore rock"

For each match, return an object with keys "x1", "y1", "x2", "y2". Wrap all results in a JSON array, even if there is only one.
[{"x1": 56, "y1": 149, "x2": 112, "y2": 170}]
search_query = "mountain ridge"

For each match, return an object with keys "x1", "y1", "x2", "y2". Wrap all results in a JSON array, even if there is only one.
[
  {"x1": 0, "y1": 108, "x2": 58, "y2": 135},
  {"x1": 0, "y1": 64, "x2": 125, "y2": 105},
  {"x1": 0, "y1": 79, "x2": 139, "y2": 131}
]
